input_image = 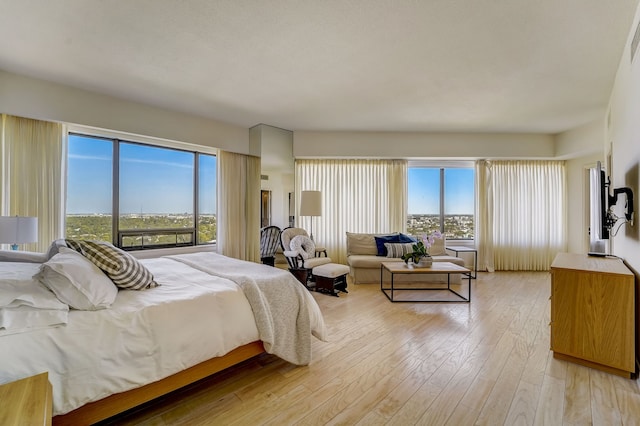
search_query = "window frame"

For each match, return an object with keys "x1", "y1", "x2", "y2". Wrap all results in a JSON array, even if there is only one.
[
  {"x1": 407, "y1": 160, "x2": 475, "y2": 241},
  {"x1": 66, "y1": 125, "x2": 217, "y2": 250}
]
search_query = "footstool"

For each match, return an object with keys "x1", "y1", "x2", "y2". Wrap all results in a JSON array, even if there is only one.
[{"x1": 312, "y1": 263, "x2": 350, "y2": 296}]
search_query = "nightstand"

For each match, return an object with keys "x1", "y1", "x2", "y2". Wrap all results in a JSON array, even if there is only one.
[{"x1": 0, "y1": 372, "x2": 52, "y2": 425}]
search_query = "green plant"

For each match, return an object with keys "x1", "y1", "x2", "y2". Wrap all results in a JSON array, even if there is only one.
[
  {"x1": 401, "y1": 240, "x2": 430, "y2": 264},
  {"x1": 401, "y1": 230, "x2": 442, "y2": 264}
]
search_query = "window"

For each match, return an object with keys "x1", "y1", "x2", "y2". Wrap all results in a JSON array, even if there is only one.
[
  {"x1": 407, "y1": 164, "x2": 474, "y2": 240},
  {"x1": 66, "y1": 135, "x2": 114, "y2": 242},
  {"x1": 66, "y1": 133, "x2": 217, "y2": 249},
  {"x1": 197, "y1": 153, "x2": 217, "y2": 244}
]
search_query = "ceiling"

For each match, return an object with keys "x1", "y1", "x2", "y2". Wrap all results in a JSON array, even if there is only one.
[{"x1": 1, "y1": 0, "x2": 638, "y2": 134}]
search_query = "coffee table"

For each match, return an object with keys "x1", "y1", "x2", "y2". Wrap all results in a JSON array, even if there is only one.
[{"x1": 380, "y1": 261, "x2": 471, "y2": 303}]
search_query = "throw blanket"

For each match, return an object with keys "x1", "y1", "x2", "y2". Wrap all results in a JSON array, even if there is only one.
[{"x1": 167, "y1": 253, "x2": 325, "y2": 365}]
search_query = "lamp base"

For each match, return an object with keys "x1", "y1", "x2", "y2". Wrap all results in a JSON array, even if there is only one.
[{"x1": 10, "y1": 244, "x2": 18, "y2": 251}]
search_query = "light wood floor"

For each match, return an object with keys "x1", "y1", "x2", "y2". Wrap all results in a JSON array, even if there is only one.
[{"x1": 101, "y1": 272, "x2": 640, "y2": 425}]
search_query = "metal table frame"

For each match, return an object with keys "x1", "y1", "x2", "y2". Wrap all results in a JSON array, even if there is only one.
[
  {"x1": 380, "y1": 262, "x2": 471, "y2": 303},
  {"x1": 445, "y1": 246, "x2": 478, "y2": 279}
]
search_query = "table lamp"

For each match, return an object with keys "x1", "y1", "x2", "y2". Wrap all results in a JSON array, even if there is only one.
[
  {"x1": 0, "y1": 216, "x2": 38, "y2": 250},
  {"x1": 299, "y1": 190, "x2": 322, "y2": 241}
]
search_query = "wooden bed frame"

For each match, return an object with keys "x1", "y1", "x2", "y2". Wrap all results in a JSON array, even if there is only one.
[{"x1": 52, "y1": 341, "x2": 265, "y2": 426}]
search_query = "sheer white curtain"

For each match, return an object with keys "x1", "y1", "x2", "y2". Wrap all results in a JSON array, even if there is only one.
[
  {"x1": 475, "y1": 160, "x2": 494, "y2": 272},
  {"x1": 217, "y1": 150, "x2": 260, "y2": 262},
  {"x1": 296, "y1": 159, "x2": 407, "y2": 264},
  {"x1": 477, "y1": 160, "x2": 567, "y2": 271},
  {"x1": 1, "y1": 114, "x2": 64, "y2": 252}
]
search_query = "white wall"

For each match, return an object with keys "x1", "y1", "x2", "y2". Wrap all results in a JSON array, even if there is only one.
[
  {"x1": 556, "y1": 120, "x2": 606, "y2": 254},
  {"x1": 565, "y1": 153, "x2": 604, "y2": 254},
  {"x1": 606, "y1": 4, "x2": 640, "y2": 274},
  {"x1": 0, "y1": 70, "x2": 249, "y2": 153},
  {"x1": 294, "y1": 131, "x2": 555, "y2": 159},
  {"x1": 555, "y1": 119, "x2": 605, "y2": 159},
  {"x1": 250, "y1": 124, "x2": 294, "y2": 229}
]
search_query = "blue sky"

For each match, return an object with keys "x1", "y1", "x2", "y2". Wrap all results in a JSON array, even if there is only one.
[
  {"x1": 68, "y1": 134, "x2": 473, "y2": 216},
  {"x1": 67, "y1": 135, "x2": 217, "y2": 214},
  {"x1": 408, "y1": 168, "x2": 474, "y2": 214}
]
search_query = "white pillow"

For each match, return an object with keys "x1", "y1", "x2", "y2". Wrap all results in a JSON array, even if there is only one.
[
  {"x1": 39, "y1": 247, "x2": 118, "y2": 310},
  {"x1": 290, "y1": 235, "x2": 315, "y2": 260},
  {"x1": 428, "y1": 235, "x2": 447, "y2": 256}
]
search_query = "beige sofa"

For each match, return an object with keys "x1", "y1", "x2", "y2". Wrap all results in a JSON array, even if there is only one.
[{"x1": 346, "y1": 232, "x2": 466, "y2": 284}]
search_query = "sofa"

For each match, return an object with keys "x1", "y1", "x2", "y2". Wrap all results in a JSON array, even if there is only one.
[{"x1": 346, "y1": 232, "x2": 466, "y2": 284}]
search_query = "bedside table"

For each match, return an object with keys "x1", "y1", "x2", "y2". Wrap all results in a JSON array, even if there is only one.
[{"x1": 0, "y1": 372, "x2": 52, "y2": 425}]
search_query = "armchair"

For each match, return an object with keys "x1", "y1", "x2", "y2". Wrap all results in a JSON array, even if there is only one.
[
  {"x1": 280, "y1": 227, "x2": 332, "y2": 271},
  {"x1": 259, "y1": 226, "x2": 281, "y2": 266},
  {"x1": 281, "y1": 227, "x2": 349, "y2": 296}
]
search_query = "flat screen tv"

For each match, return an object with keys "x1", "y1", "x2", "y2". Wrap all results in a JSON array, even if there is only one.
[{"x1": 591, "y1": 161, "x2": 610, "y2": 241}]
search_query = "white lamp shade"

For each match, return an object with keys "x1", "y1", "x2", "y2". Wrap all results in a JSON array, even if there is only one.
[
  {"x1": 299, "y1": 191, "x2": 322, "y2": 216},
  {"x1": 0, "y1": 216, "x2": 39, "y2": 244}
]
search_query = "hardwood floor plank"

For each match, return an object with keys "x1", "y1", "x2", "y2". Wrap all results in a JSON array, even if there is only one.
[
  {"x1": 589, "y1": 369, "x2": 622, "y2": 426},
  {"x1": 386, "y1": 381, "x2": 443, "y2": 426},
  {"x1": 614, "y1": 386, "x2": 640, "y2": 425},
  {"x1": 563, "y1": 363, "x2": 592, "y2": 425},
  {"x1": 320, "y1": 357, "x2": 425, "y2": 425},
  {"x1": 355, "y1": 411, "x2": 387, "y2": 426},
  {"x1": 503, "y1": 380, "x2": 540, "y2": 426},
  {"x1": 475, "y1": 335, "x2": 530, "y2": 425},
  {"x1": 443, "y1": 377, "x2": 496, "y2": 425},
  {"x1": 532, "y1": 373, "x2": 565, "y2": 426},
  {"x1": 96, "y1": 272, "x2": 638, "y2": 426},
  {"x1": 415, "y1": 339, "x2": 497, "y2": 425}
]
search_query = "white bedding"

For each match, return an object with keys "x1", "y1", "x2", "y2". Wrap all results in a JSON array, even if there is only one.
[
  {"x1": 169, "y1": 252, "x2": 327, "y2": 364},
  {"x1": 0, "y1": 255, "x2": 324, "y2": 416},
  {"x1": 0, "y1": 262, "x2": 69, "y2": 334}
]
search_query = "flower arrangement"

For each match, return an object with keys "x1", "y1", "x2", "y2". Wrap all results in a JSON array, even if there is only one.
[{"x1": 401, "y1": 230, "x2": 442, "y2": 264}]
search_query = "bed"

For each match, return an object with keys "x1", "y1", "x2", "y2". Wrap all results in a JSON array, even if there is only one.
[{"x1": 0, "y1": 245, "x2": 326, "y2": 425}]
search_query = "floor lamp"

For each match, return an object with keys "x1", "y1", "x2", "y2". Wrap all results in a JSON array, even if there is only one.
[
  {"x1": 299, "y1": 190, "x2": 322, "y2": 242},
  {"x1": 0, "y1": 216, "x2": 38, "y2": 250}
]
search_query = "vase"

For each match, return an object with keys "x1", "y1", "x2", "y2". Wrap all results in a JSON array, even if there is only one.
[{"x1": 415, "y1": 257, "x2": 433, "y2": 268}]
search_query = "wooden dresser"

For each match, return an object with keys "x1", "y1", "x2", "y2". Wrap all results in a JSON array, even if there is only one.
[
  {"x1": 550, "y1": 252, "x2": 636, "y2": 378},
  {"x1": 0, "y1": 372, "x2": 52, "y2": 425}
]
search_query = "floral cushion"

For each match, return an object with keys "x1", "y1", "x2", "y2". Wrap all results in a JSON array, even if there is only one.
[{"x1": 289, "y1": 235, "x2": 315, "y2": 260}]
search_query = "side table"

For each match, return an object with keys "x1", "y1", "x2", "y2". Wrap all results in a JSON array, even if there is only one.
[
  {"x1": 315, "y1": 247, "x2": 328, "y2": 257},
  {"x1": 445, "y1": 246, "x2": 477, "y2": 279},
  {"x1": 0, "y1": 372, "x2": 52, "y2": 425}
]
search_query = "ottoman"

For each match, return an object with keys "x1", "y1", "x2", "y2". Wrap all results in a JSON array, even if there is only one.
[{"x1": 312, "y1": 263, "x2": 350, "y2": 296}]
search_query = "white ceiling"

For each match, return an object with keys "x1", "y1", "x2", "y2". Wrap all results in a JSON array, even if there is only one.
[{"x1": 0, "y1": 0, "x2": 638, "y2": 134}]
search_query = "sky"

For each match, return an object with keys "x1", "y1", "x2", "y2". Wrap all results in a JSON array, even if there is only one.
[
  {"x1": 407, "y1": 167, "x2": 475, "y2": 214},
  {"x1": 68, "y1": 134, "x2": 473, "y2": 216},
  {"x1": 67, "y1": 135, "x2": 217, "y2": 214}
]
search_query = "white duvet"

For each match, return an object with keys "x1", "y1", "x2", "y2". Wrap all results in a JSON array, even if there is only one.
[
  {"x1": 0, "y1": 262, "x2": 69, "y2": 334},
  {"x1": 0, "y1": 255, "x2": 325, "y2": 416}
]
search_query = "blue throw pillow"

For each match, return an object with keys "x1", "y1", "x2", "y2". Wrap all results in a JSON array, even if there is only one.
[
  {"x1": 398, "y1": 233, "x2": 417, "y2": 243},
  {"x1": 374, "y1": 235, "x2": 400, "y2": 256}
]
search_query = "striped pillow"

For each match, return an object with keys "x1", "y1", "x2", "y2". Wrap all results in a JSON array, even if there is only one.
[
  {"x1": 65, "y1": 240, "x2": 158, "y2": 290},
  {"x1": 384, "y1": 242, "x2": 415, "y2": 258}
]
